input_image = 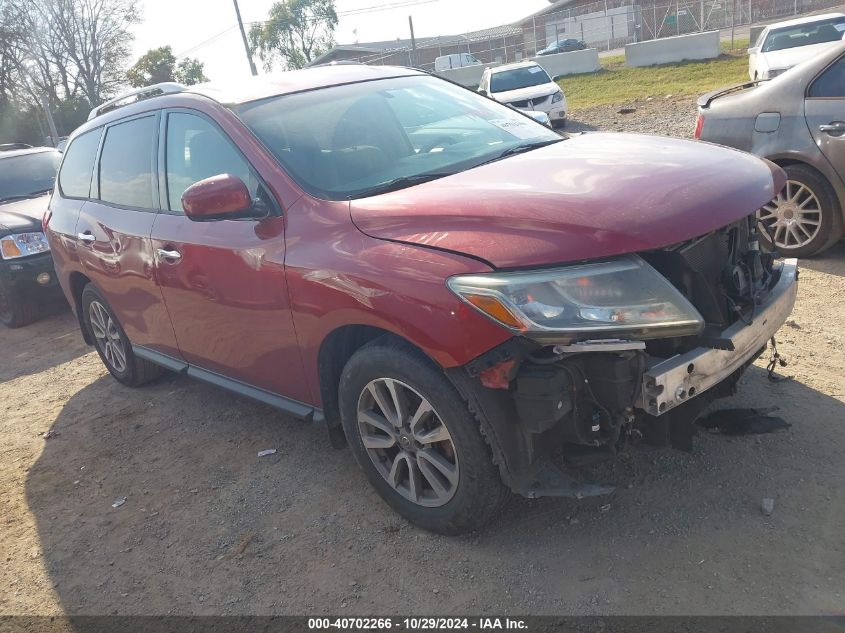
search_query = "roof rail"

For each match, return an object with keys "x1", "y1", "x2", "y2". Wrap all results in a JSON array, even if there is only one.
[{"x1": 88, "y1": 82, "x2": 186, "y2": 121}]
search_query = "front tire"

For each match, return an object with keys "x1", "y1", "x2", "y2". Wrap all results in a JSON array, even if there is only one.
[
  {"x1": 338, "y1": 337, "x2": 507, "y2": 534},
  {"x1": 81, "y1": 284, "x2": 163, "y2": 386},
  {"x1": 0, "y1": 283, "x2": 39, "y2": 328},
  {"x1": 757, "y1": 164, "x2": 842, "y2": 257}
]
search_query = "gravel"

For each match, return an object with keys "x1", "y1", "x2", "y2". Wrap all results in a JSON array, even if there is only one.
[{"x1": 565, "y1": 97, "x2": 699, "y2": 138}]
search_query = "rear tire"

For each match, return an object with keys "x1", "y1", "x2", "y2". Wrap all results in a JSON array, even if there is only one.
[
  {"x1": 0, "y1": 283, "x2": 39, "y2": 328},
  {"x1": 81, "y1": 284, "x2": 163, "y2": 386},
  {"x1": 338, "y1": 337, "x2": 508, "y2": 535},
  {"x1": 757, "y1": 163, "x2": 842, "y2": 258}
]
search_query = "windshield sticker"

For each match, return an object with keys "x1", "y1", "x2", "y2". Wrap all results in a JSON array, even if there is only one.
[
  {"x1": 528, "y1": 66, "x2": 544, "y2": 73},
  {"x1": 835, "y1": 23, "x2": 845, "y2": 31},
  {"x1": 489, "y1": 118, "x2": 542, "y2": 139}
]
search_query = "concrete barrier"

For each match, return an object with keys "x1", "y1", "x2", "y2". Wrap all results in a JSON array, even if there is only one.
[
  {"x1": 625, "y1": 31, "x2": 720, "y2": 67},
  {"x1": 434, "y1": 63, "x2": 499, "y2": 88},
  {"x1": 530, "y1": 49, "x2": 601, "y2": 78}
]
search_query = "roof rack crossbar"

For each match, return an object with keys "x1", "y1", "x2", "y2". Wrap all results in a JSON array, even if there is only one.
[{"x1": 88, "y1": 82, "x2": 186, "y2": 121}]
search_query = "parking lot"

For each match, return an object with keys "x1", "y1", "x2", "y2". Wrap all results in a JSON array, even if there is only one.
[{"x1": 0, "y1": 98, "x2": 842, "y2": 616}]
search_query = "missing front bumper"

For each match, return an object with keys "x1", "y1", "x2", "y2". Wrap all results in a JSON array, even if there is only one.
[{"x1": 638, "y1": 259, "x2": 798, "y2": 416}]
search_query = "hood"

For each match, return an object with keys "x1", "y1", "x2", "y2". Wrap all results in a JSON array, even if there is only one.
[
  {"x1": 350, "y1": 133, "x2": 785, "y2": 269},
  {"x1": 0, "y1": 195, "x2": 49, "y2": 234},
  {"x1": 761, "y1": 41, "x2": 841, "y2": 70},
  {"x1": 492, "y1": 84, "x2": 558, "y2": 103}
]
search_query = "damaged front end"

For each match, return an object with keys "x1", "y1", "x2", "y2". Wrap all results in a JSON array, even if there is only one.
[{"x1": 448, "y1": 216, "x2": 799, "y2": 499}]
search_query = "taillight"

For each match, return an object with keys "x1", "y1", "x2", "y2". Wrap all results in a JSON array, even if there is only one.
[{"x1": 693, "y1": 113, "x2": 704, "y2": 139}]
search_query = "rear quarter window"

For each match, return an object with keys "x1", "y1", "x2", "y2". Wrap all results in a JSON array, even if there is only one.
[
  {"x1": 58, "y1": 129, "x2": 102, "y2": 199},
  {"x1": 809, "y1": 56, "x2": 845, "y2": 98}
]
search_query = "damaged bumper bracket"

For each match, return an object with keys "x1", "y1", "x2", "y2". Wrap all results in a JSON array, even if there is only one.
[{"x1": 638, "y1": 258, "x2": 798, "y2": 417}]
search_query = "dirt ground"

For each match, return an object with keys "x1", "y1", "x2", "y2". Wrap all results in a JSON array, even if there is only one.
[{"x1": 1, "y1": 100, "x2": 844, "y2": 617}]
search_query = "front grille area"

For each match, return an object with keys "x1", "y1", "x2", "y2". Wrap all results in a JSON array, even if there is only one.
[
  {"x1": 508, "y1": 95, "x2": 551, "y2": 109},
  {"x1": 641, "y1": 216, "x2": 775, "y2": 331}
]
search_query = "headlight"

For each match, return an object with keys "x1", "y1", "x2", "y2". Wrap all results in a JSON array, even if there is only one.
[
  {"x1": 552, "y1": 90, "x2": 564, "y2": 103},
  {"x1": 0, "y1": 232, "x2": 51, "y2": 260},
  {"x1": 448, "y1": 255, "x2": 704, "y2": 342},
  {"x1": 764, "y1": 68, "x2": 786, "y2": 79}
]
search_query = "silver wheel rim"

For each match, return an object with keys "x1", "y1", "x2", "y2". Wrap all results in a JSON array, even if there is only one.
[
  {"x1": 89, "y1": 300, "x2": 127, "y2": 373},
  {"x1": 357, "y1": 378, "x2": 459, "y2": 507},
  {"x1": 758, "y1": 179, "x2": 822, "y2": 250}
]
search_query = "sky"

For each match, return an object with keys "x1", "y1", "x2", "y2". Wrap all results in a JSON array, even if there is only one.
[{"x1": 131, "y1": 0, "x2": 550, "y2": 82}]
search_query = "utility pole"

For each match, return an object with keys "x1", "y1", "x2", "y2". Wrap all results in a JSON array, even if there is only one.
[
  {"x1": 233, "y1": 0, "x2": 258, "y2": 76},
  {"x1": 408, "y1": 15, "x2": 417, "y2": 68},
  {"x1": 37, "y1": 93, "x2": 59, "y2": 147}
]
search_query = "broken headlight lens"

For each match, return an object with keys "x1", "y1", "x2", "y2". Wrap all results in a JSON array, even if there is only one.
[{"x1": 447, "y1": 255, "x2": 704, "y2": 341}]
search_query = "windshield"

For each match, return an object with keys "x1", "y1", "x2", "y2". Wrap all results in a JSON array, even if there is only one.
[
  {"x1": 236, "y1": 75, "x2": 560, "y2": 200},
  {"x1": 762, "y1": 17, "x2": 845, "y2": 52},
  {"x1": 0, "y1": 151, "x2": 61, "y2": 202},
  {"x1": 490, "y1": 66, "x2": 552, "y2": 93}
]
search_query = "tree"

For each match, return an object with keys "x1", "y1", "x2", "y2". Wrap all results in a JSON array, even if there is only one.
[
  {"x1": 48, "y1": 0, "x2": 142, "y2": 106},
  {"x1": 176, "y1": 57, "x2": 208, "y2": 85},
  {"x1": 249, "y1": 0, "x2": 338, "y2": 71},
  {"x1": 127, "y1": 46, "x2": 176, "y2": 87},
  {"x1": 127, "y1": 46, "x2": 208, "y2": 87},
  {"x1": 4, "y1": 0, "x2": 140, "y2": 108},
  {"x1": 0, "y1": 0, "x2": 140, "y2": 142}
]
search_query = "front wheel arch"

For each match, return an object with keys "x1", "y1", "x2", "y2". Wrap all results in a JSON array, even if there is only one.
[{"x1": 317, "y1": 325, "x2": 435, "y2": 447}]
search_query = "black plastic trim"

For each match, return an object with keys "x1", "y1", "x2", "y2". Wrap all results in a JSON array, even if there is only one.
[
  {"x1": 132, "y1": 346, "x2": 188, "y2": 373},
  {"x1": 132, "y1": 345, "x2": 319, "y2": 422}
]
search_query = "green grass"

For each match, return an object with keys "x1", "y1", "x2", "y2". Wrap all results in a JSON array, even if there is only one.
[{"x1": 559, "y1": 49, "x2": 750, "y2": 110}]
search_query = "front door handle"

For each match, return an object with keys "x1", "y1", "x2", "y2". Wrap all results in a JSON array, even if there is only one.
[
  {"x1": 77, "y1": 231, "x2": 95, "y2": 243},
  {"x1": 156, "y1": 248, "x2": 182, "y2": 262},
  {"x1": 819, "y1": 121, "x2": 845, "y2": 136}
]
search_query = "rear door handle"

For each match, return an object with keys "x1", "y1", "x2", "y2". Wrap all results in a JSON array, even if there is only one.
[
  {"x1": 819, "y1": 121, "x2": 845, "y2": 136},
  {"x1": 156, "y1": 248, "x2": 182, "y2": 262},
  {"x1": 77, "y1": 231, "x2": 95, "y2": 243}
]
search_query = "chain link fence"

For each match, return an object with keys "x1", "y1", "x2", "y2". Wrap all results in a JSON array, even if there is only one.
[{"x1": 338, "y1": 0, "x2": 844, "y2": 70}]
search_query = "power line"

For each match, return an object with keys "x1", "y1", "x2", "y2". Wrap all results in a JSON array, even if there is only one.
[
  {"x1": 175, "y1": 26, "x2": 239, "y2": 59},
  {"x1": 174, "y1": 0, "x2": 441, "y2": 61},
  {"x1": 245, "y1": 0, "x2": 440, "y2": 26}
]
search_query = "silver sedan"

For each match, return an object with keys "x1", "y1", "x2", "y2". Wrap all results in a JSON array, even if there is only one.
[{"x1": 696, "y1": 42, "x2": 845, "y2": 257}]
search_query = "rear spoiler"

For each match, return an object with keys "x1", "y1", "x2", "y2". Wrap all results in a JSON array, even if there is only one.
[{"x1": 697, "y1": 80, "x2": 763, "y2": 109}]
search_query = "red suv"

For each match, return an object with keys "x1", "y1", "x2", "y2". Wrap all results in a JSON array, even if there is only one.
[{"x1": 46, "y1": 66, "x2": 798, "y2": 534}]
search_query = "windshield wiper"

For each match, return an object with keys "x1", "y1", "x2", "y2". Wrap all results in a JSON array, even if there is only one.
[
  {"x1": 475, "y1": 138, "x2": 562, "y2": 167},
  {"x1": 360, "y1": 172, "x2": 454, "y2": 197}
]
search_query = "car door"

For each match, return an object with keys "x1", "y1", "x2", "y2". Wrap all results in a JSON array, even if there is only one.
[
  {"x1": 150, "y1": 109, "x2": 310, "y2": 404},
  {"x1": 805, "y1": 54, "x2": 845, "y2": 180},
  {"x1": 75, "y1": 111, "x2": 181, "y2": 358},
  {"x1": 49, "y1": 128, "x2": 103, "y2": 286}
]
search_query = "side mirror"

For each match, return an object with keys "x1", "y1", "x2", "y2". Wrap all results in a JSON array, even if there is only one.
[
  {"x1": 182, "y1": 174, "x2": 255, "y2": 221},
  {"x1": 748, "y1": 46, "x2": 759, "y2": 55}
]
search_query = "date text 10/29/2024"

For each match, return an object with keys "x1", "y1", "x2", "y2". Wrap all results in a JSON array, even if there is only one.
[{"x1": 308, "y1": 618, "x2": 529, "y2": 630}]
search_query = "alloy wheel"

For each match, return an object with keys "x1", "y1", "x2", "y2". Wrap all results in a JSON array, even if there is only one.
[
  {"x1": 357, "y1": 378, "x2": 459, "y2": 507},
  {"x1": 758, "y1": 179, "x2": 823, "y2": 250},
  {"x1": 88, "y1": 300, "x2": 127, "y2": 373}
]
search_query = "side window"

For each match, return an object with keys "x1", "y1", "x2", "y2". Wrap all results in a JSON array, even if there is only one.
[
  {"x1": 165, "y1": 112, "x2": 263, "y2": 214},
  {"x1": 58, "y1": 129, "x2": 102, "y2": 199},
  {"x1": 809, "y1": 57, "x2": 845, "y2": 98},
  {"x1": 99, "y1": 116, "x2": 157, "y2": 209}
]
